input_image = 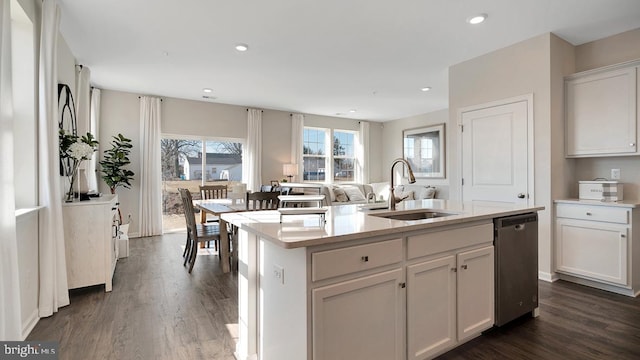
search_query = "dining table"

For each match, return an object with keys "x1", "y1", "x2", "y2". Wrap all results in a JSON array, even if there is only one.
[{"x1": 193, "y1": 198, "x2": 246, "y2": 273}]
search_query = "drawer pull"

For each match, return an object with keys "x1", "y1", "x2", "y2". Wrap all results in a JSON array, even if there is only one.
[
  {"x1": 621, "y1": 234, "x2": 626, "y2": 238},
  {"x1": 399, "y1": 282, "x2": 406, "y2": 288},
  {"x1": 361, "y1": 256, "x2": 369, "y2": 262},
  {"x1": 461, "y1": 264, "x2": 468, "y2": 270},
  {"x1": 451, "y1": 267, "x2": 457, "y2": 273},
  {"x1": 112, "y1": 207, "x2": 117, "y2": 210},
  {"x1": 586, "y1": 212, "x2": 592, "y2": 216}
]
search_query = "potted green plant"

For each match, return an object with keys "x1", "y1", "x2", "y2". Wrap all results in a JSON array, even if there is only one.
[{"x1": 100, "y1": 133, "x2": 135, "y2": 194}]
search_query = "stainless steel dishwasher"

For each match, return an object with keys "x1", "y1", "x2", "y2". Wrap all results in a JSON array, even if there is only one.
[{"x1": 494, "y1": 212, "x2": 539, "y2": 326}]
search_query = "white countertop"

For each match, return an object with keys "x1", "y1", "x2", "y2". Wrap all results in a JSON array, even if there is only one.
[
  {"x1": 222, "y1": 199, "x2": 544, "y2": 249},
  {"x1": 555, "y1": 199, "x2": 640, "y2": 208}
]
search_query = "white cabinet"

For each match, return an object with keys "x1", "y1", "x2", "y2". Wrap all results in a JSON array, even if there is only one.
[
  {"x1": 565, "y1": 64, "x2": 638, "y2": 157},
  {"x1": 312, "y1": 269, "x2": 404, "y2": 360},
  {"x1": 555, "y1": 201, "x2": 640, "y2": 297},
  {"x1": 406, "y1": 244, "x2": 494, "y2": 360},
  {"x1": 456, "y1": 246, "x2": 495, "y2": 342},
  {"x1": 62, "y1": 195, "x2": 119, "y2": 291},
  {"x1": 407, "y1": 256, "x2": 456, "y2": 360}
]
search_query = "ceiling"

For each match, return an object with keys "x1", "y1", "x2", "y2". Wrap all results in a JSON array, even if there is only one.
[{"x1": 58, "y1": 0, "x2": 640, "y2": 121}]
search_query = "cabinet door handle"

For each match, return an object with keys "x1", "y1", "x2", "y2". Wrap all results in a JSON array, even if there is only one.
[
  {"x1": 361, "y1": 256, "x2": 369, "y2": 262},
  {"x1": 399, "y1": 282, "x2": 406, "y2": 288},
  {"x1": 586, "y1": 212, "x2": 592, "y2": 216},
  {"x1": 621, "y1": 234, "x2": 626, "y2": 238},
  {"x1": 451, "y1": 267, "x2": 457, "y2": 272},
  {"x1": 461, "y1": 264, "x2": 468, "y2": 270}
]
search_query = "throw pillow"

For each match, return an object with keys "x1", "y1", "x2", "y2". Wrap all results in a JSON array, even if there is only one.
[
  {"x1": 370, "y1": 181, "x2": 390, "y2": 201},
  {"x1": 343, "y1": 186, "x2": 366, "y2": 202},
  {"x1": 332, "y1": 186, "x2": 349, "y2": 202},
  {"x1": 415, "y1": 186, "x2": 437, "y2": 199}
]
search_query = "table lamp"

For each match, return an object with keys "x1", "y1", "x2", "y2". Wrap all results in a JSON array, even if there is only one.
[{"x1": 283, "y1": 163, "x2": 298, "y2": 182}]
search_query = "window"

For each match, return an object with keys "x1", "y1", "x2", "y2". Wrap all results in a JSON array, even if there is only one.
[
  {"x1": 160, "y1": 136, "x2": 243, "y2": 232},
  {"x1": 333, "y1": 130, "x2": 355, "y2": 182},
  {"x1": 303, "y1": 127, "x2": 358, "y2": 183},
  {"x1": 303, "y1": 128, "x2": 327, "y2": 181},
  {"x1": 11, "y1": 0, "x2": 37, "y2": 209}
]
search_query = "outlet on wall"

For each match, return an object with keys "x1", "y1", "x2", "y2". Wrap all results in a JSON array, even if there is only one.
[
  {"x1": 273, "y1": 264, "x2": 285, "y2": 285},
  {"x1": 611, "y1": 168, "x2": 621, "y2": 180}
]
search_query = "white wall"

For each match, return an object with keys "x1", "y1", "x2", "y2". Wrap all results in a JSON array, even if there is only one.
[
  {"x1": 381, "y1": 109, "x2": 450, "y2": 199},
  {"x1": 448, "y1": 33, "x2": 574, "y2": 279}
]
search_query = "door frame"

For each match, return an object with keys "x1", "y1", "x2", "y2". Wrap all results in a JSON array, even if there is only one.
[{"x1": 456, "y1": 94, "x2": 535, "y2": 206}]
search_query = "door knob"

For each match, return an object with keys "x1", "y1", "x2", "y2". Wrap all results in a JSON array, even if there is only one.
[{"x1": 517, "y1": 193, "x2": 526, "y2": 199}]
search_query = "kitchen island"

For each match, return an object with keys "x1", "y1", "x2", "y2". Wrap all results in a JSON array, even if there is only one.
[{"x1": 222, "y1": 199, "x2": 543, "y2": 360}]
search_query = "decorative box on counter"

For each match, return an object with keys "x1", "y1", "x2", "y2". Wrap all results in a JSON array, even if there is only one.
[{"x1": 578, "y1": 181, "x2": 623, "y2": 201}]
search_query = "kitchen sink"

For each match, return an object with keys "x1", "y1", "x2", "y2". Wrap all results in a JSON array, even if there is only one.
[{"x1": 370, "y1": 210, "x2": 457, "y2": 221}]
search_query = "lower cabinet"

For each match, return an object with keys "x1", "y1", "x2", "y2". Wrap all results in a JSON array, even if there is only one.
[
  {"x1": 311, "y1": 222, "x2": 495, "y2": 360},
  {"x1": 406, "y1": 246, "x2": 494, "y2": 360},
  {"x1": 555, "y1": 201, "x2": 639, "y2": 296},
  {"x1": 312, "y1": 269, "x2": 404, "y2": 360}
]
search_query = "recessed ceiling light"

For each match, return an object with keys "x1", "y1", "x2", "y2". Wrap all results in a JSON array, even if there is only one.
[
  {"x1": 235, "y1": 43, "x2": 249, "y2": 52},
  {"x1": 203, "y1": 88, "x2": 213, "y2": 93},
  {"x1": 421, "y1": 87, "x2": 432, "y2": 92},
  {"x1": 467, "y1": 14, "x2": 487, "y2": 25},
  {"x1": 349, "y1": 109, "x2": 357, "y2": 113}
]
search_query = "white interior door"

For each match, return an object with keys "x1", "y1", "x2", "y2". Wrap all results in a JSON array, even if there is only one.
[{"x1": 461, "y1": 98, "x2": 531, "y2": 204}]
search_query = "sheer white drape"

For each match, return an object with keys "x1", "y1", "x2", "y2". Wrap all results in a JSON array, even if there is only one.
[
  {"x1": 356, "y1": 121, "x2": 370, "y2": 184},
  {"x1": 38, "y1": 0, "x2": 69, "y2": 317},
  {"x1": 139, "y1": 96, "x2": 163, "y2": 236},
  {"x1": 0, "y1": 0, "x2": 22, "y2": 340},
  {"x1": 87, "y1": 88, "x2": 100, "y2": 191},
  {"x1": 74, "y1": 66, "x2": 93, "y2": 189},
  {"x1": 290, "y1": 113, "x2": 304, "y2": 182},
  {"x1": 243, "y1": 109, "x2": 262, "y2": 191}
]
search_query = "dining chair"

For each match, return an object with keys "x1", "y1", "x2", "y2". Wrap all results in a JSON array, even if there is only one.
[
  {"x1": 199, "y1": 184, "x2": 228, "y2": 249},
  {"x1": 246, "y1": 191, "x2": 280, "y2": 210},
  {"x1": 178, "y1": 188, "x2": 221, "y2": 273}
]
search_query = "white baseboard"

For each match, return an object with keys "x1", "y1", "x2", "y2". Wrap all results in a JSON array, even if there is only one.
[
  {"x1": 538, "y1": 271, "x2": 558, "y2": 282},
  {"x1": 129, "y1": 232, "x2": 140, "y2": 238},
  {"x1": 22, "y1": 309, "x2": 39, "y2": 340}
]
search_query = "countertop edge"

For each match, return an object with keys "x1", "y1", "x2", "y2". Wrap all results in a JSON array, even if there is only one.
[{"x1": 554, "y1": 199, "x2": 640, "y2": 208}]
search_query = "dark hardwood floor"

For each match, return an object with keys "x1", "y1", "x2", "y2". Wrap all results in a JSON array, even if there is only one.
[
  {"x1": 28, "y1": 233, "x2": 640, "y2": 360},
  {"x1": 27, "y1": 233, "x2": 238, "y2": 360}
]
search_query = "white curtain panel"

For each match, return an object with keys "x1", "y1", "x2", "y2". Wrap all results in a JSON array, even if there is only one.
[
  {"x1": 243, "y1": 109, "x2": 262, "y2": 191},
  {"x1": 38, "y1": 0, "x2": 69, "y2": 317},
  {"x1": 357, "y1": 121, "x2": 370, "y2": 184},
  {"x1": 87, "y1": 88, "x2": 101, "y2": 191},
  {"x1": 138, "y1": 96, "x2": 163, "y2": 236},
  {"x1": 0, "y1": 0, "x2": 22, "y2": 340},
  {"x1": 290, "y1": 113, "x2": 304, "y2": 182}
]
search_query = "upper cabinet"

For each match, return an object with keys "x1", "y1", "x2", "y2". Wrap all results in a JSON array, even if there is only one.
[{"x1": 565, "y1": 62, "x2": 639, "y2": 157}]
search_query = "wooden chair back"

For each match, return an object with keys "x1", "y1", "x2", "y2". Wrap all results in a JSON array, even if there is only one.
[
  {"x1": 246, "y1": 191, "x2": 280, "y2": 210},
  {"x1": 200, "y1": 185, "x2": 228, "y2": 200},
  {"x1": 178, "y1": 188, "x2": 197, "y2": 232}
]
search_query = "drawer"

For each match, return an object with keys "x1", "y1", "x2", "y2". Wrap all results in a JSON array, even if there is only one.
[
  {"x1": 556, "y1": 203, "x2": 629, "y2": 224},
  {"x1": 407, "y1": 223, "x2": 493, "y2": 260},
  {"x1": 312, "y1": 238, "x2": 402, "y2": 282}
]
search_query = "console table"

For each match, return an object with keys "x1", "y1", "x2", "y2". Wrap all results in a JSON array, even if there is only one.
[{"x1": 62, "y1": 195, "x2": 119, "y2": 292}]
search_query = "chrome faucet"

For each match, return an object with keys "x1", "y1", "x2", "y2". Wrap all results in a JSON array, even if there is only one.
[{"x1": 389, "y1": 158, "x2": 416, "y2": 210}]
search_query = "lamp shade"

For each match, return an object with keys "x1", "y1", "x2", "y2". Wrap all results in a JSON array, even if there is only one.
[{"x1": 283, "y1": 163, "x2": 299, "y2": 176}]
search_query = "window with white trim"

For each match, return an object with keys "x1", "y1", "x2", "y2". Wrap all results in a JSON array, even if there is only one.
[{"x1": 303, "y1": 127, "x2": 357, "y2": 183}]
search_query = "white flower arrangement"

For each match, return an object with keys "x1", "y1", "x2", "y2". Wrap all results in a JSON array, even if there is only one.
[
  {"x1": 68, "y1": 142, "x2": 95, "y2": 160},
  {"x1": 59, "y1": 130, "x2": 98, "y2": 201}
]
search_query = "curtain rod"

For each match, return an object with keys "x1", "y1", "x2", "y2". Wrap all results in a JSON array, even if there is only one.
[
  {"x1": 246, "y1": 109, "x2": 263, "y2": 112},
  {"x1": 138, "y1": 96, "x2": 163, "y2": 101}
]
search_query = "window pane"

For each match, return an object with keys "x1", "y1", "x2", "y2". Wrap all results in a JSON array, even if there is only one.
[
  {"x1": 161, "y1": 138, "x2": 201, "y2": 232},
  {"x1": 334, "y1": 131, "x2": 354, "y2": 157},
  {"x1": 204, "y1": 141, "x2": 243, "y2": 182},
  {"x1": 303, "y1": 157, "x2": 326, "y2": 181},
  {"x1": 334, "y1": 158, "x2": 354, "y2": 182}
]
